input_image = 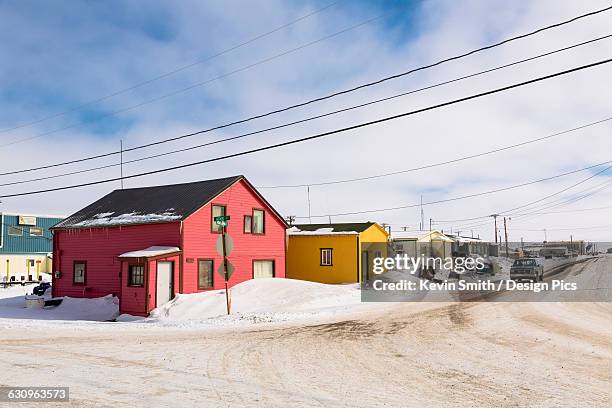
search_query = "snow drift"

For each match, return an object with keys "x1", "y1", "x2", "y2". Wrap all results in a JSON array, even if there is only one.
[{"x1": 148, "y1": 278, "x2": 362, "y2": 323}]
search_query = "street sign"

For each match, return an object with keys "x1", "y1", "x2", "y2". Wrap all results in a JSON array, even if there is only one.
[
  {"x1": 217, "y1": 261, "x2": 235, "y2": 280},
  {"x1": 216, "y1": 234, "x2": 234, "y2": 256},
  {"x1": 214, "y1": 215, "x2": 230, "y2": 226}
]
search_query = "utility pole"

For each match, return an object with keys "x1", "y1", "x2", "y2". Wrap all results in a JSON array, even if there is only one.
[
  {"x1": 543, "y1": 228, "x2": 547, "y2": 243},
  {"x1": 503, "y1": 217, "x2": 509, "y2": 257},
  {"x1": 420, "y1": 195, "x2": 424, "y2": 232},
  {"x1": 307, "y1": 186, "x2": 312, "y2": 224},
  {"x1": 570, "y1": 234, "x2": 573, "y2": 256},
  {"x1": 120, "y1": 139, "x2": 124, "y2": 189},
  {"x1": 490, "y1": 214, "x2": 499, "y2": 244},
  {"x1": 429, "y1": 218, "x2": 432, "y2": 232}
]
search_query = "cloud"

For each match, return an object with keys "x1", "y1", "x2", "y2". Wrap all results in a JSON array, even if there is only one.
[{"x1": 0, "y1": 0, "x2": 611, "y2": 241}]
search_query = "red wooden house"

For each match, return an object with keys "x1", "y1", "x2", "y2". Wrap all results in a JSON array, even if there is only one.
[{"x1": 51, "y1": 175, "x2": 287, "y2": 316}]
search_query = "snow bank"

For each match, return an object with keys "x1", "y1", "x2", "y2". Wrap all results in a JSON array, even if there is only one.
[
  {"x1": 0, "y1": 286, "x2": 119, "y2": 322},
  {"x1": 147, "y1": 278, "x2": 362, "y2": 325}
]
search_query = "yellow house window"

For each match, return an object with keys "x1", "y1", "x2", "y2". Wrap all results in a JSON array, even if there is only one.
[{"x1": 320, "y1": 248, "x2": 333, "y2": 266}]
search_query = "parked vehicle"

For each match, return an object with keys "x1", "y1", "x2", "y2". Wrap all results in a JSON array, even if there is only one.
[
  {"x1": 510, "y1": 258, "x2": 544, "y2": 281},
  {"x1": 32, "y1": 282, "x2": 51, "y2": 296}
]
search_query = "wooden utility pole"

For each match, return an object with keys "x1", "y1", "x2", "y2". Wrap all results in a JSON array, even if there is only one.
[
  {"x1": 503, "y1": 217, "x2": 509, "y2": 257},
  {"x1": 120, "y1": 140, "x2": 124, "y2": 189},
  {"x1": 490, "y1": 214, "x2": 499, "y2": 244}
]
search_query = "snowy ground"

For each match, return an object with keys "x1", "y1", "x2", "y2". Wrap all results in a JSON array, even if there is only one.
[{"x1": 0, "y1": 256, "x2": 609, "y2": 407}]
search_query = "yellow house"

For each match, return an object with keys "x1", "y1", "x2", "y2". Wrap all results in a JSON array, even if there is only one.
[{"x1": 286, "y1": 222, "x2": 389, "y2": 284}]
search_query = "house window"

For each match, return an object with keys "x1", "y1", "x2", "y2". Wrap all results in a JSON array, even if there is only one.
[
  {"x1": 211, "y1": 205, "x2": 226, "y2": 233},
  {"x1": 73, "y1": 261, "x2": 86, "y2": 285},
  {"x1": 253, "y1": 260, "x2": 274, "y2": 278},
  {"x1": 252, "y1": 209, "x2": 265, "y2": 234},
  {"x1": 244, "y1": 215, "x2": 252, "y2": 234},
  {"x1": 198, "y1": 259, "x2": 214, "y2": 289},
  {"x1": 29, "y1": 227, "x2": 43, "y2": 236},
  {"x1": 320, "y1": 248, "x2": 333, "y2": 266},
  {"x1": 8, "y1": 226, "x2": 22, "y2": 236},
  {"x1": 128, "y1": 265, "x2": 144, "y2": 287}
]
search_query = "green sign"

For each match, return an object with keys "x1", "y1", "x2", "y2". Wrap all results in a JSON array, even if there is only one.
[{"x1": 214, "y1": 215, "x2": 230, "y2": 226}]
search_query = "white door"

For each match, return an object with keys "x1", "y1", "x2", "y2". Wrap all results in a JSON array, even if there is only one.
[
  {"x1": 253, "y1": 260, "x2": 274, "y2": 279},
  {"x1": 156, "y1": 262, "x2": 173, "y2": 306}
]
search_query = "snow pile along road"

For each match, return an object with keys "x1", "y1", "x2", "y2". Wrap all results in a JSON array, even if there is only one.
[{"x1": 147, "y1": 278, "x2": 365, "y2": 325}]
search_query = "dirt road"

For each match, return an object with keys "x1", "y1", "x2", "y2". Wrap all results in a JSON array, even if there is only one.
[{"x1": 0, "y1": 257, "x2": 610, "y2": 407}]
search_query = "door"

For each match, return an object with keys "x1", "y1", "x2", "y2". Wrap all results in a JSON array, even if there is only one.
[
  {"x1": 156, "y1": 261, "x2": 173, "y2": 307},
  {"x1": 362, "y1": 251, "x2": 369, "y2": 282},
  {"x1": 253, "y1": 260, "x2": 274, "y2": 279}
]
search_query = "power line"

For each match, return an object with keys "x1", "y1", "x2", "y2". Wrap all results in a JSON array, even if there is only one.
[
  {"x1": 3, "y1": 5, "x2": 611, "y2": 172},
  {"x1": 0, "y1": 1, "x2": 341, "y2": 134},
  {"x1": 1, "y1": 7, "x2": 395, "y2": 148},
  {"x1": 6, "y1": 36, "x2": 612, "y2": 188},
  {"x1": 433, "y1": 165, "x2": 612, "y2": 226},
  {"x1": 433, "y1": 176, "x2": 612, "y2": 233},
  {"x1": 294, "y1": 161, "x2": 612, "y2": 219},
  {"x1": 1, "y1": 56, "x2": 610, "y2": 199}
]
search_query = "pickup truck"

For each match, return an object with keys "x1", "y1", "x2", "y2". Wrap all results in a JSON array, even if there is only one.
[{"x1": 510, "y1": 258, "x2": 544, "y2": 282}]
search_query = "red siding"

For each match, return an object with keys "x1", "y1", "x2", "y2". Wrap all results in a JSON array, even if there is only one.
[
  {"x1": 52, "y1": 223, "x2": 181, "y2": 302},
  {"x1": 181, "y1": 179, "x2": 286, "y2": 294}
]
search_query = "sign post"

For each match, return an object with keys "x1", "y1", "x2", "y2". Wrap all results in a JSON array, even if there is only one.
[{"x1": 214, "y1": 215, "x2": 232, "y2": 314}]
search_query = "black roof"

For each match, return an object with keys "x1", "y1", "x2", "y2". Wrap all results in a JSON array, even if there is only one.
[
  {"x1": 291, "y1": 222, "x2": 376, "y2": 233},
  {"x1": 53, "y1": 176, "x2": 245, "y2": 229}
]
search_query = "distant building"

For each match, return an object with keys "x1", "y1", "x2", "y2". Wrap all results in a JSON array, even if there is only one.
[
  {"x1": 0, "y1": 213, "x2": 64, "y2": 282},
  {"x1": 286, "y1": 222, "x2": 389, "y2": 283}
]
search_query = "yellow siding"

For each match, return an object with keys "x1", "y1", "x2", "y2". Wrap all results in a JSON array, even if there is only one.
[
  {"x1": 0, "y1": 254, "x2": 52, "y2": 282},
  {"x1": 286, "y1": 235, "x2": 359, "y2": 283},
  {"x1": 358, "y1": 224, "x2": 389, "y2": 243},
  {"x1": 358, "y1": 225, "x2": 389, "y2": 281}
]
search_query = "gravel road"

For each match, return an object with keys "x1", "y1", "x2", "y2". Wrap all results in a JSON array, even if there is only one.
[{"x1": 0, "y1": 256, "x2": 610, "y2": 407}]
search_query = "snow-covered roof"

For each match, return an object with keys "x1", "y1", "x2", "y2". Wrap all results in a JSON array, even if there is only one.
[
  {"x1": 416, "y1": 230, "x2": 455, "y2": 243},
  {"x1": 119, "y1": 246, "x2": 181, "y2": 258},
  {"x1": 288, "y1": 226, "x2": 359, "y2": 236}
]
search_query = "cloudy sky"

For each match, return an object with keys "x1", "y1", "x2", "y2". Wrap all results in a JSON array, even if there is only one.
[{"x1": 0, "y1": 0, "x2": 611, "y2": 242}]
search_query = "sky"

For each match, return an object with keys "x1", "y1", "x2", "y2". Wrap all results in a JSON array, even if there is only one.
[{"x1": 0, "y1": 0, "x2": 611, "y2": 242}]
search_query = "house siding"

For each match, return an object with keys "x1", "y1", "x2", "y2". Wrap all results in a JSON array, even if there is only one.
[
  {"x1": 181, "y1": 179, "x2": 286, "y2": 294},
  {"x1": 52, "y1": 223, "x2": 181, "y2": 299}
]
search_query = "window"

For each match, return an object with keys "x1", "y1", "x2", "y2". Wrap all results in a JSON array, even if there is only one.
[
  {"x1": 320, "y1": 249, "x2": 333, "y2": 266},
  {"x1": 29, "y1": 227, "x2": 43, "y2": 237},
  {"x1": 8, "y1": 226, "x2": 22, "y2": 236},
  {"x1": 128, "y1": 265, "x2": 144, "y2": 287},
  {"x1": 253, "y1": 260, "x2": 274, "y2": 278},
  {"x1": 198, "y1": 259, "x2": 214, "y2": 289},
  {"x1": 211, "y1": 205, "x2": 226, "y2": 233},
  {"x1": 73, "y1": 261, "x2": 86, "y2": 285},
  {"x1": 244, "y1": 215, "x2": 252, "y2": 234},
  {"x1": 252, "y1": 209, "x2": 265, "y2": 234}
]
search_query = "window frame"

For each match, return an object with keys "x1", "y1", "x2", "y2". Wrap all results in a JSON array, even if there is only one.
[
  {"x1": 29, "y1": 227, "x2": 43, "y2": 237},
  {"x1": 197, "y1": 259, "x2": 214, "y2": 290},
  {"x1": 320, "y1": 248, "x2": 333, "y2": 266},
  {"x1": 73, "y1": 261, "x2": 87, "y2": 285},
  {"x1": 252, "y1": 259, "x2": 275, "y2": 279},
  {"x1": 8, "y1": 226, "x2": 23, "y2": 236},
  {"x1": 252, "y1": 208, "x2": 265, "y2": 235},
  {"x1": 211, "y1": 204, "x2": 227, "y2": 234},
  {"x1": 243, "y1": 215, "x2": 252, "y2": 234},
  {"x1": 127, "y1": 264, "x2": 145, "y2": 287}
]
